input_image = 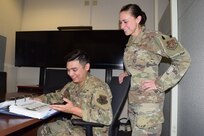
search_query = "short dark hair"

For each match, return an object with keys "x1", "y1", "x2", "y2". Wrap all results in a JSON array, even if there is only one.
[
  {"x1": 64, "y1": 49, "x2": 90, "y2": 66},
  {"x1": 120, "y1": 4, "x2": 147, "y2": 26}
]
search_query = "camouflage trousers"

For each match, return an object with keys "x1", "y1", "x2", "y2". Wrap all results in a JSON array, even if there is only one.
[
  {"x1": 128, "y1": 91, "x2": 164, "y2": 136},
  {"x1": 128, "y1": 103, "x2": 163, "y2": 136},
  {"x1": 37, "y1": 119, "x2": 86, "y2": 136},
  {"x1": 131, "y1": 123, "x2": 162, "y2": 136},
  {"x1": 37, "y1": 118, "x2": 109, "y2": 136}
]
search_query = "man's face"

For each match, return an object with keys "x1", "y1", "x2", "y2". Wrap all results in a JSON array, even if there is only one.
[{"x1": 66, "y1": 60, "x2": 90, "y2": 85}]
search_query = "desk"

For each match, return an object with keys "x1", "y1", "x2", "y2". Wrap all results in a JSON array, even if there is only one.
[
  {"x1": 0, "y1": 112, "x2": 60, "y2": 136},
  {"x1": 1, "y1": 93, "x2": 61, "y2": 136},
  {"x1": 0, "y1": 114, "x2": 40, "y2": 136}
]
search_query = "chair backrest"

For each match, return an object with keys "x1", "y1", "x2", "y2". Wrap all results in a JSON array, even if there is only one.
[
  {"x1": 0, "y1": 72, "x2": 6, "y2": 101},
  {"x1": 108, "y1": 76, "x2": 130, "y2": 136},
  {"x1": 43, "y1": 69, "x2": 72, "y2": 94}
]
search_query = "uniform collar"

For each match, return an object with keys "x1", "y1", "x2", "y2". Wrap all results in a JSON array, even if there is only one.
[
  {"x1": 78, "y1": 73, "x2": 91, "y2": 88},
  {"x1": 127, "y1": 26, "x2": 146, "y2": 46}
]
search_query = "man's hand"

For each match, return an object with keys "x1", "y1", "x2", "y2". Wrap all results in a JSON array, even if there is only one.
[{"x1": 50, "y1": 98, "x2": 74, "y2": 114}]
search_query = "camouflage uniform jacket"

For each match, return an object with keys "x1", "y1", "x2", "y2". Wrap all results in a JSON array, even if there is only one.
[
  {"x1": 124, "y1": 27, "x2": 191, "y2": 129},
  {"x1": 39, "y1": 74, "x2": 113, "y2": 135}
]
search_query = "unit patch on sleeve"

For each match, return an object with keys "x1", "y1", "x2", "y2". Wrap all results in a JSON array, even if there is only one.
[
  {"x1": 166, "y1": 38, "x2": 178, "y2": 50},
  {"x1": 97, "y1": 95, "x2": 108, "y2": 105},
  {"x1": 156, "y1": 35, "x2": 185, "y2": 58}
]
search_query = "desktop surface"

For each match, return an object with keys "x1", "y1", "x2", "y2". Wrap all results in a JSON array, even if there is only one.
[
  {"x1": 0, "y1": 114, "x2": 39, "y2": 135},
  {"x1": 0, "y1": 92, "x2": 59, "y2": 136}
]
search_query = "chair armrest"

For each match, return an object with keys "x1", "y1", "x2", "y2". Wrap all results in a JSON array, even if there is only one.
[
  {"x1": 71, "y1": 119, "x2": 105, "y2": 127},
  {"x1": 71, "y1": 119, "x2": 106, "y2": 136}
]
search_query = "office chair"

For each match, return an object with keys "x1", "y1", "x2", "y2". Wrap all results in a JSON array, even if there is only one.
[
  {"x1": 43, "y1": 68, "x2": 72, "y2": 119},
  {"x1": 43, "y1": 69, "x2": 72, "y2": 94},
  {"x1": 0, "y1": 72, "x2": 6, "y2": 101},
  {"x1": 71, "y1": 76, "x2": 131, "y2": 136}
]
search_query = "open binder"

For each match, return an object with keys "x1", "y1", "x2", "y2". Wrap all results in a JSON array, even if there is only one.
[{"x1": 0, "y1": 96, "x2": 58, "y2": 119}]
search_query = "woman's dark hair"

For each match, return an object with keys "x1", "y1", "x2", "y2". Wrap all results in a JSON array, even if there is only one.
[
  {"x1": 120, "y1": 4, "x2": 147, "y2": 26},
  {"x1": 64, "y1": 49, "x2": 90, "y2": 66}
]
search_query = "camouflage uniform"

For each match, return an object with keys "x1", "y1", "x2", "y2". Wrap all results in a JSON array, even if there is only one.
[
  {"x1": 37, "y1": 74, "x2": 113, "y2": 136},
  {"x1": 123, "y1": 27, "x2": 191, "y2": 135}
]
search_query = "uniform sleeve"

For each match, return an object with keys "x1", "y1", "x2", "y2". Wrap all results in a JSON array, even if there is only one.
[
  {"x1": 38, "y1": 83, "x2": 70, "y2": 104},
  {"x1": 154, "y1": 34, "x2": 191, "y2": 92},
  {"x1": 82, "y1": 84, "x2": 113, "y2": 125}
]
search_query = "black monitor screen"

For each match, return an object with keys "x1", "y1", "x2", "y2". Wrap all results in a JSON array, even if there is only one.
[{"x1": 15, "y1": 30, "x2": 129, "y2": 69}]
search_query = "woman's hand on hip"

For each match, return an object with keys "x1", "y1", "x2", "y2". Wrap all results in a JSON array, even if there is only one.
[
  {"x1": 140, "y1": 80, "x2": 157, "y2": 92},
  {"x1": 119, "y1": 72, "x2": 128, "y2": 84}
]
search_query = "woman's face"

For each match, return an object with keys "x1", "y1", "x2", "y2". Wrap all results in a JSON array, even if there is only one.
[{"x1": 119, "y1": 11, "x2": 139, "y2": 36}]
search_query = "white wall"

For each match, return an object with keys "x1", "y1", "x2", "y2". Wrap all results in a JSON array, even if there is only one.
[
  {"x1": 21, "y1": 0, "x2": 154, "y2": 30},
  {"x1": 158, "y1": 0, "x2": 171, "y2": 34},
  {"x1": 0, "y1": 0, "x2": 24, "y2": 92},
  {"x1": 158, "y1": 0, "x2": 169, "y2": 21},
  {"x1": 178, "y1": 0, "x2": 204, "y2": 135}
]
